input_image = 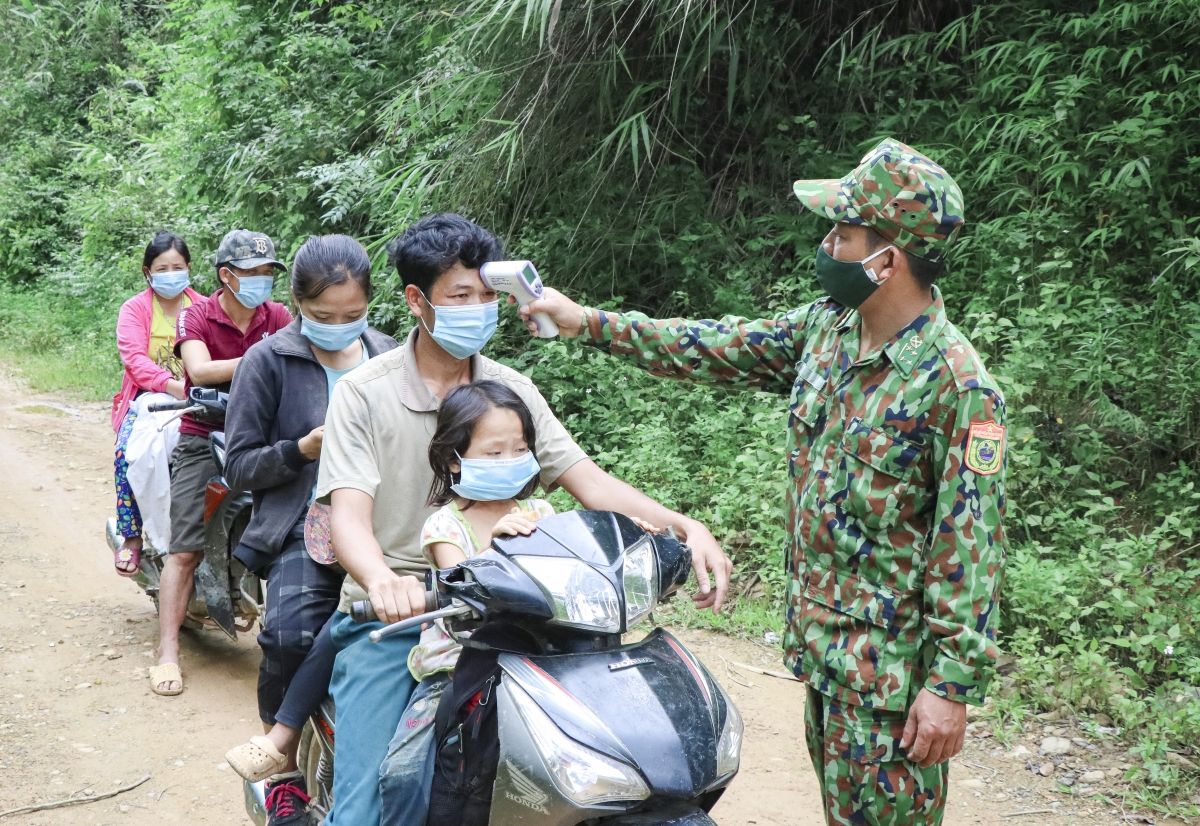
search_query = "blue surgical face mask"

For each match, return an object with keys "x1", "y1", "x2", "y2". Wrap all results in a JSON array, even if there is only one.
[
  {"x1": 229, "y1": 271, "x2": 275, "y2": 308},
  {"x1": 149, "y1": 269, "x2": 190, "y2": 300},
  {"x1": 451, "y1": 451, "x2": 541, "y2": 502},
  {"x1": 300, "y1": 313, "x2": 368, "y2": 352},
  {"x1": 420, "y1": 294, "x2": 499, "y2": 360}
]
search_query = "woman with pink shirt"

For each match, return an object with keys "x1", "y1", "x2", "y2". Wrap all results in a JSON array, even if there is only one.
[{"x1": 111, "y1": 231, "x2": 204, "y2": 576}]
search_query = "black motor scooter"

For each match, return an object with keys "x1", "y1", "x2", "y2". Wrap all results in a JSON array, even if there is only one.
[
  {"x1": 105, "y1": 386, "x2": 259, "y2": 639},
  {"x1": 246, "y1": 510, "x2": 742, "y2": 825}
]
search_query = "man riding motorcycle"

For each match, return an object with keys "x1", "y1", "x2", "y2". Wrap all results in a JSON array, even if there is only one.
[
  {"x1": 310, "y1": 213, "x2": 732, "y2": 826},
  {"x1": 152, "y1": 229, "x2": 291, "y2": 697}
]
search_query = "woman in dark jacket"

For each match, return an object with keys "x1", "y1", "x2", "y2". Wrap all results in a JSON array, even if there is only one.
[{"x1": 221, "y1": 234, "x2": 398, "y2": 821}]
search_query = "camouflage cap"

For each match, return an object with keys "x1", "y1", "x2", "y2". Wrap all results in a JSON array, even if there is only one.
[
  {"x1": 214, "y1": 229, "x2": 287, "y2": 270},
  {"x1": 793, "y1": 138, "x2": 965, "y2": 262}
]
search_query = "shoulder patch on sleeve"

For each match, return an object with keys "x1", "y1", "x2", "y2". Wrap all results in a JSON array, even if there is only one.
[{"x1": 965, "y1": 421, "x2": 1005, "y2": 476}]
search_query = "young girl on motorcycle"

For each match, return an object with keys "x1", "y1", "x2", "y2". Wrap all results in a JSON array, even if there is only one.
[
  {"x1": 377, "y1": 379, "x2": 665, "y2": 823},
  {"x1": 378, "y1": 379, "x2": 554, "y2": 825}
]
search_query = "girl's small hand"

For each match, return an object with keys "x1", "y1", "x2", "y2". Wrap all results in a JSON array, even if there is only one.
[{"x1": 492, "y1": 512, "x2": 538, "y2": 538}]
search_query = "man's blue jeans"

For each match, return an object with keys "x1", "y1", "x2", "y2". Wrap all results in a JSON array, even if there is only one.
[
  {"x1": 324, "y1": 611, "x2": 419, "y2": 826},
  {"x1": 379, "y1": 672, "x2": 450, "y2": 825}
]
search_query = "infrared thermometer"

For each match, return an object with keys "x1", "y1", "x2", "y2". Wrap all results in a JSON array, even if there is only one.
[{"x1": 479, "y1": 260, "x2": 559, "y2": 338}]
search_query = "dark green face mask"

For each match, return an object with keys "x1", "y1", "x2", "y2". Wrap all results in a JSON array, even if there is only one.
[{"x1": 814, "y1": 245, "x2": 892, "y2": 309}]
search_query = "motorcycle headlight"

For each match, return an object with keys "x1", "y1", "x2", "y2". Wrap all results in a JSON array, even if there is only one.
[
  {"x1": 515, "y1": 556, "x2": 622, "y2": 633},
  {"x1": 622, "y1": 538, "x2": 657, "y2": 629},
  {"x1": 510, "y1": 680, "x2": 650, "y2": 806},
  {"x1": 715, "y1": 689, "x2": 744, "y2": 780}
]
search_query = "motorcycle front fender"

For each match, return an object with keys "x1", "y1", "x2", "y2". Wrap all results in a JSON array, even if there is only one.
[
  {"x1": 491, "y1": 629, "x2": 735, "y2": 826},
  {"x1": 599, "y1": 806, "x2": 717, "y2": 825},
  {"x1": 200, "y1": 480, "x2": 251, "y2": 640},
  {"x1": 501, "y1": 629, "x2": 729, "y2": 794}
]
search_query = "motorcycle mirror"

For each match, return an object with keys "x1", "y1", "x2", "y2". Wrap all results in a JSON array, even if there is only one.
[{"x1": 649, "y1": 530, "x2": 692, "y2": 601}]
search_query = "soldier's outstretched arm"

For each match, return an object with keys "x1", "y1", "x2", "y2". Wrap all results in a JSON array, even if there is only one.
[{"x1": 523, "y1": 287, "x2": 808, "y2": 393}]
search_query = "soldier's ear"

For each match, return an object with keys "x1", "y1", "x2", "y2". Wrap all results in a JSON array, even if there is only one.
[{"x1": 864, "y1": 246, "x2": 899, "y2": 285}]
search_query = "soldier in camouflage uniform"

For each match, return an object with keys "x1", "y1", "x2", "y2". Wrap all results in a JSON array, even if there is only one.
[{"x1": 522, "y1": 138, "x2": 1007, "y2": 825}]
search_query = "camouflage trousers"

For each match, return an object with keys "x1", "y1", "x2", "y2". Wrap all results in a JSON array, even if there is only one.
[{"x1": 804, "y1": 687, "x2": 947, "y2": 826}]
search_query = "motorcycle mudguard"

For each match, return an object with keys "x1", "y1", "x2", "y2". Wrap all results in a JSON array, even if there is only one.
[
  {"x1": 492, "y1": 629, "x2": 733, "y2": 825},
  {"x1": 195, "y1": 558, "x2": 236, "y2": 641},
  {"x1": 601, "y1": 806, "x2": 717, "y2": 825},
  {"x1": 200, "y1": 481, "x2": 251, "y2": 641}
]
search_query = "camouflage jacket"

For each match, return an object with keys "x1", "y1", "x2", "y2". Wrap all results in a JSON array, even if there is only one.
[{"x1": 582, "y1": 288, "x2": 1007, "y2": 711}]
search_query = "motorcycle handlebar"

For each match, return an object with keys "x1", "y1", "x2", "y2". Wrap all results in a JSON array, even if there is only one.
[
  {"x1": 350, "y1": 589, "x2": 440, "y2": 623},
  {"x1": 368, "y1": 602, "x2": 475, "y2": 644},
  {"x1": 146, "y1": 399, "x2": 192, "y2": 413}
]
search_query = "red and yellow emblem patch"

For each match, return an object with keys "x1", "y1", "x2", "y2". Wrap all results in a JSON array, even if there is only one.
[{"x1": 965, "y1": 421, "x2": 1005, "y2": 476}]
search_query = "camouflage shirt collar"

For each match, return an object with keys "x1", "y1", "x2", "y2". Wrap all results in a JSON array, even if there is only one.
[
  {"x1": 834, "y1": 306, "x2": 858, "y2": 332},
  {"x1": 882, "y1": 286, "x2": 948, "y2": 378}
]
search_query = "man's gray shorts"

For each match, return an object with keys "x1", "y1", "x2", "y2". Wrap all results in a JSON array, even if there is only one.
[{"x1": 168, "y1": 434, "x2": 216, "y2": 553}]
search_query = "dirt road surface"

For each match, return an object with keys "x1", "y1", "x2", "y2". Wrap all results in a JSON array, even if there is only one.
[{"x1": 0, "y1": 371, "x2": 1178, "y2": 825}]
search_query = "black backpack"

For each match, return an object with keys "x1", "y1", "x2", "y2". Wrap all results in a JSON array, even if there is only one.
[{"x1": 425, "y1": 644, "x2": 503, "y2": 826}]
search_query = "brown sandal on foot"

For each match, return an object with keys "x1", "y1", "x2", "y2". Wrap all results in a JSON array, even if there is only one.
[{"x1": 148, "y1": 662, "x2": 183, "y2": 696}]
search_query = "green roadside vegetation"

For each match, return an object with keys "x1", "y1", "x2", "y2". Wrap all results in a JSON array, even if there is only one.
[
  {"x1": 0, "y1": 287, "x2": 119, "y2": 399},
  {"x1": 1, "y1": 0, "x2": 1197, "y2": 811}
]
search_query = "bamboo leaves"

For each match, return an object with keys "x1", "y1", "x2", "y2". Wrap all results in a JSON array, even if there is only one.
[{"x1": 593, "y1": 83, "x2": 661, "y2": 179}]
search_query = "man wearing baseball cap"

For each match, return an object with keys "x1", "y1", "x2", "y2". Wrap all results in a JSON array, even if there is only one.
[
  {"x1": 150, "y1": 230, "x2": 292, "y2": 699},
  {"x1": 523, "y1": 139, "x2": 1008, "y2": 824}
]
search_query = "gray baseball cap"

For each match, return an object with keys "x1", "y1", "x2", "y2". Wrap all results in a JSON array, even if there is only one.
[{"x1": 214, "y1": 229, "x2": 287, "y2": 270}]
